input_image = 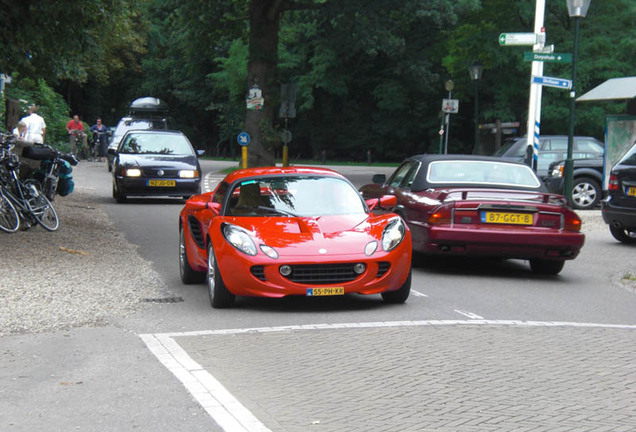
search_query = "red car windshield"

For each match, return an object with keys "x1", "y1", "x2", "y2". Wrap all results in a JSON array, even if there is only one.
[{"x1": 227, "y1": 176, "x2": 366, "y2": 217}]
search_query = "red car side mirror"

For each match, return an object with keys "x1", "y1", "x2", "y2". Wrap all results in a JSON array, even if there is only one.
[
  {"x1": 366, "y1": 195, "x2": 397, "y2": 211},
  {"x1": 188, "y1": 200, "x2": 220, "y2": 214}
]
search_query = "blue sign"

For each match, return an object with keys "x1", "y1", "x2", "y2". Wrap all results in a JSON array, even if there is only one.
[
  {"x1": 237, "y1": 132, "x2": 250, "y2": 146},
  {"x1": 532, "y1": 75, "x2": 572, "y2": 90}
]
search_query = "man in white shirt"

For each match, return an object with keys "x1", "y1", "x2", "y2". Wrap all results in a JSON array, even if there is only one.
[{"x1": 22, "y1": 105, "x2": 46, "y2": 144}]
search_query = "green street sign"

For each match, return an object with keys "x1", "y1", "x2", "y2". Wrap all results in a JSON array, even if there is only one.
[
  {"x1": 499, "y1": 33, "x2": 537, "y2": 46},
  {"x1": 524, "y1": 52, "x2": 572, "y2": 63}
]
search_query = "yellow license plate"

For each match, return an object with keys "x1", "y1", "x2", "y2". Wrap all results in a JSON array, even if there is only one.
[
  {"x1": 481, "y1": 211, "x2": 533, "y2": 225},
  {"x1": 148, "y1": 179, "x2": 176, "y2": 187},
  {"x1": 627, "y1": 186, "x2": 636, "y2": 196},
  {"x1": 306, "y1": 287, "x2": 345, "y2": 296}
]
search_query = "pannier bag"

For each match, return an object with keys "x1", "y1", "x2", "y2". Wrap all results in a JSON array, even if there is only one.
[
  {"x1": 57, "y1": 174, "x2": 75, "y2": 196},
  {"x1": 22, "y1": 145, "x2": 55, "y2": 160}
]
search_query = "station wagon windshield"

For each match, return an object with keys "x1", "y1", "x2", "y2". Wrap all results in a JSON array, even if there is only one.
[{"x1": 119, "y1": 134, "x2": 194, "y2": 155}]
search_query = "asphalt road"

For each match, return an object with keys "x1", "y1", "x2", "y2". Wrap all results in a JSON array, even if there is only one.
[{"x1": 4, "y1": 160, "x2": 636, "y2": 432}]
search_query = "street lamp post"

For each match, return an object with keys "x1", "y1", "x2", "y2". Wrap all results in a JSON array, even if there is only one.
[
  {"x1": 564, "y1": 0, "x2": 591, "y2": 206},
  {"x1": 468, "y1": 61, "x2": 483, "y2": 154}
]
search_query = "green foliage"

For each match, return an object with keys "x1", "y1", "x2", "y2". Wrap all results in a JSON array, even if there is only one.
[
  {"x1": 441, "y1": 0, "x2": 636, "y2": 147},
  {"x1": 3, "y1": 0, "x2": 635, "y2": 162},
  {"x1": 5, "y1": 77, "x2": 71, "y2": 148},
  {"x1": 0, "y1": 0, "x2": 147, "y2": 85}
]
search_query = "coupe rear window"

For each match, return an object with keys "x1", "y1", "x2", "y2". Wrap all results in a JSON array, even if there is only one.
[{"x1": 427, "y1": 160, "x2": 541, "y2": 188}]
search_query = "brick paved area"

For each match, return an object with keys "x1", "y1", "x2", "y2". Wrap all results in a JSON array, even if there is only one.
[{"x1": 173, "y1": 323, "x2": 636, "y2": 432}]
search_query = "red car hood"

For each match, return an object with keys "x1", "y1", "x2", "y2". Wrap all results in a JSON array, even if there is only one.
[{"x1": 229, "y1": 214, "x2": 387, "y2": 256}]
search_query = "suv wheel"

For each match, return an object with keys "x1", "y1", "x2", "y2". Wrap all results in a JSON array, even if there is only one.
[{"x1": 571, "y1": 177, "x2": 601, "y2": 210}]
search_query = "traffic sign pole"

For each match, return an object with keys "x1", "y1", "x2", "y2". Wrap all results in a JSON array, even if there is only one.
[
  {"x1": 525, "y1": 0, "x2": 546, "y2": 172},
  {"x1": 237, "y1": 132, "x2": 250, "y2": 169}
]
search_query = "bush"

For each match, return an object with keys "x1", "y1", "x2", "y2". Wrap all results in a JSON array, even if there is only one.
[{"x1": 3, "y1": 76, "x2": 71, "y2": 150}]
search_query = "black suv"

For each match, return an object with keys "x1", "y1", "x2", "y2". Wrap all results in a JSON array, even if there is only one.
[
  {"x1": 107, "y1": 97, "x2": 171, "y2": 172},
  {"x1": 493, "y1": 135, "x2": 605, "y2": 179},
  {"x1": 544, "y1": 157, "x2": 603, "y2": 210},
  {"x1": 602, "y1": 142, "x2": 636, "y2": 244}
]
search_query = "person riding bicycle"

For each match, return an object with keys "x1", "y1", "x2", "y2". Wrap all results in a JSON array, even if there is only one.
[
  {"x1": 66, "y1": 114, "x2": 88, "y2": 158},
  {"x1": 90, "y1": 117, "x2": 108, "y2": 162}
]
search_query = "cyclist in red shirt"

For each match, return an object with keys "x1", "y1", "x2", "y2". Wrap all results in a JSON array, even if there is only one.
[{"x1": 66, "y1": 114, "x2": 88, "y2": 157}]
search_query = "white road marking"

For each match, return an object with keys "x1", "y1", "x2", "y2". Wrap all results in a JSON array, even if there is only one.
[
  {"x1": 454, "y1": 310, "x2": 484, "y2": 319},
  {"x1": 204, "y1": 173, "x2": 225, "y2": 193},
  {"x1": 411, "y1": 290, "x2": 428, "y2": 297},
  {"x1": 140, "y1": 320, "x2": 636, "y2": 432},
  {"x1": 139, "y1": 333, "x2": 273, "y2": 432}
]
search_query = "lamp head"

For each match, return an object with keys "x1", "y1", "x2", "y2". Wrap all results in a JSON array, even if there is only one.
[
  {"x1": 566, "y1": 0, "x2": 591, "y2": 18},
  {"x1": 468, "y1": 61, "x2": 484, "y2": 81}
]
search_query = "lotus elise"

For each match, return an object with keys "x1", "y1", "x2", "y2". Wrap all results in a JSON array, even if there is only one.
[{"x1": 179, "y1": 166, "x2": 412, "y2": 308}]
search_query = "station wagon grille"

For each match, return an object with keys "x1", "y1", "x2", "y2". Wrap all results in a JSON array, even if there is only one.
[
  {"x1": 145, "y1": 168, "x2": 179, "y2": 177},
  {"x1": 282, "y1": 264, "x2": 359, "y2": 285}
]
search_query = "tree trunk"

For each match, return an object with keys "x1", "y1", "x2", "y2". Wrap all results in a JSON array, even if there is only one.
[{"x1": 245, "y1": 0, "x2": 282, "y2": 167}]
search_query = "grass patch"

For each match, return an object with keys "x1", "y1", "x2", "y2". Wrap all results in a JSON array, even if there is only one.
[{"x1": 622, "y1": 272, "x2": 636, "y2": 284}]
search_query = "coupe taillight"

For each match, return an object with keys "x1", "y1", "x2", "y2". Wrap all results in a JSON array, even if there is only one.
[
  {"x1": 608, "y1": 174, "x2": 619, "y2": 191},
  {"x1": 564, "y1": 213, "x2": 582, "y2": 232},
  {"x1": 428, "y1": 206, "x2": 452, "y2": 224}
]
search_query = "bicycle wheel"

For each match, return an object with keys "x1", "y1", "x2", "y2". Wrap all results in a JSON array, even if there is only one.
[
  {"x1": 0, "y1": 192, "x2": 20, "y2": 233},
  {"x1": 24, "y1": 181, "x2": 59, "y2": 231}
]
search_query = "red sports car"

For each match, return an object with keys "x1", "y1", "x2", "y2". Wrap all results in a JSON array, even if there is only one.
[
  {"x1": 179, "y1": 166, "x2": 412, "y2": 308},
  {"x1": 359, "y1": 155, "x2": 585, "y2": 275}
]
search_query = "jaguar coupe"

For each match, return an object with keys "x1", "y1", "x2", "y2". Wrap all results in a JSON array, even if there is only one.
[{"x1": 359, "y1": 155, "x2": 585, "y2": 275}]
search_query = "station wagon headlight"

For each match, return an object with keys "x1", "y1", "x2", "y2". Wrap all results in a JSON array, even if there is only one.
[
  {"x1": 381, "y1": 218, "x2": 406, "y2": 251},
  {"x1": 125, "y1": 168, "x2": 142, "y2": 177},
  {"x1": 222, "y1": 223, "x2": 257, "y2": 256},
  {"x1": 179, "y1": 169, "x2": 199, "y2": 179}
]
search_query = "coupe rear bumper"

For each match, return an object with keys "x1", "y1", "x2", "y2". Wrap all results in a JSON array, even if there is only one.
[{"x1": 420, "y1": 226, "x2": 585, "y2": 260}]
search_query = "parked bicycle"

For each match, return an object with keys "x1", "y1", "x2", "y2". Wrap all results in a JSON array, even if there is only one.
[
  {"x1": 27, "y1": 144, "x2": 78, "y2": 201},
  {"x1": 0, "y1": 179, "x2": 20, "y2": 233},
  {"x1": 0, "y1": 133, "x2": 59, "y2": 231}
]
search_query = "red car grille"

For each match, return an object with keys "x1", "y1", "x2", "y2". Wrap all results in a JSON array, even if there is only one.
[
  {"x1": 377, "y1": 262, "x2": 390, "y2": 277},
  {"x1": 282, "y1": 264, "x2": 359, "y2": 285},
  {"x1": 251, "y1": 265, "x2": 266, "y2": 281}
]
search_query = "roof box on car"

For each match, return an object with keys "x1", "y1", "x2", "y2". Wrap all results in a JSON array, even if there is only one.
[{"x1": 129, "y1": 97, "x2": 169, "y2": 115}]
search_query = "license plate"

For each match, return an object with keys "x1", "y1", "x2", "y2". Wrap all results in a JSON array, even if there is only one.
[
  {"x1": 148, "y1": 179, "x2": 176, "y2": 187},
  {"x1": 626, "y1": 186, "x2": 636, "y2": 196},
  {"x1": 306, "y1": 287, "x2": 345, "y2": 296},
  {"x1": 481, "y1": 211, "x2": 533, "y2": 225}
]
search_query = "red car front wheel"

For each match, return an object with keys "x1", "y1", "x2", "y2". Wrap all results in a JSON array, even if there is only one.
[{"x1": 207, "y1": 243, "x2": 235, "y2": 308}]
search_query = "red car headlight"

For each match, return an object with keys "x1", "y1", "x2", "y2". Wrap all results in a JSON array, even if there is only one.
[
  {"x1": 382, "y1": 218, "x2": 406, "y2": 251},
  {"x1": 222, "y1": 223, "x2": 257, "y2": 256}
]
